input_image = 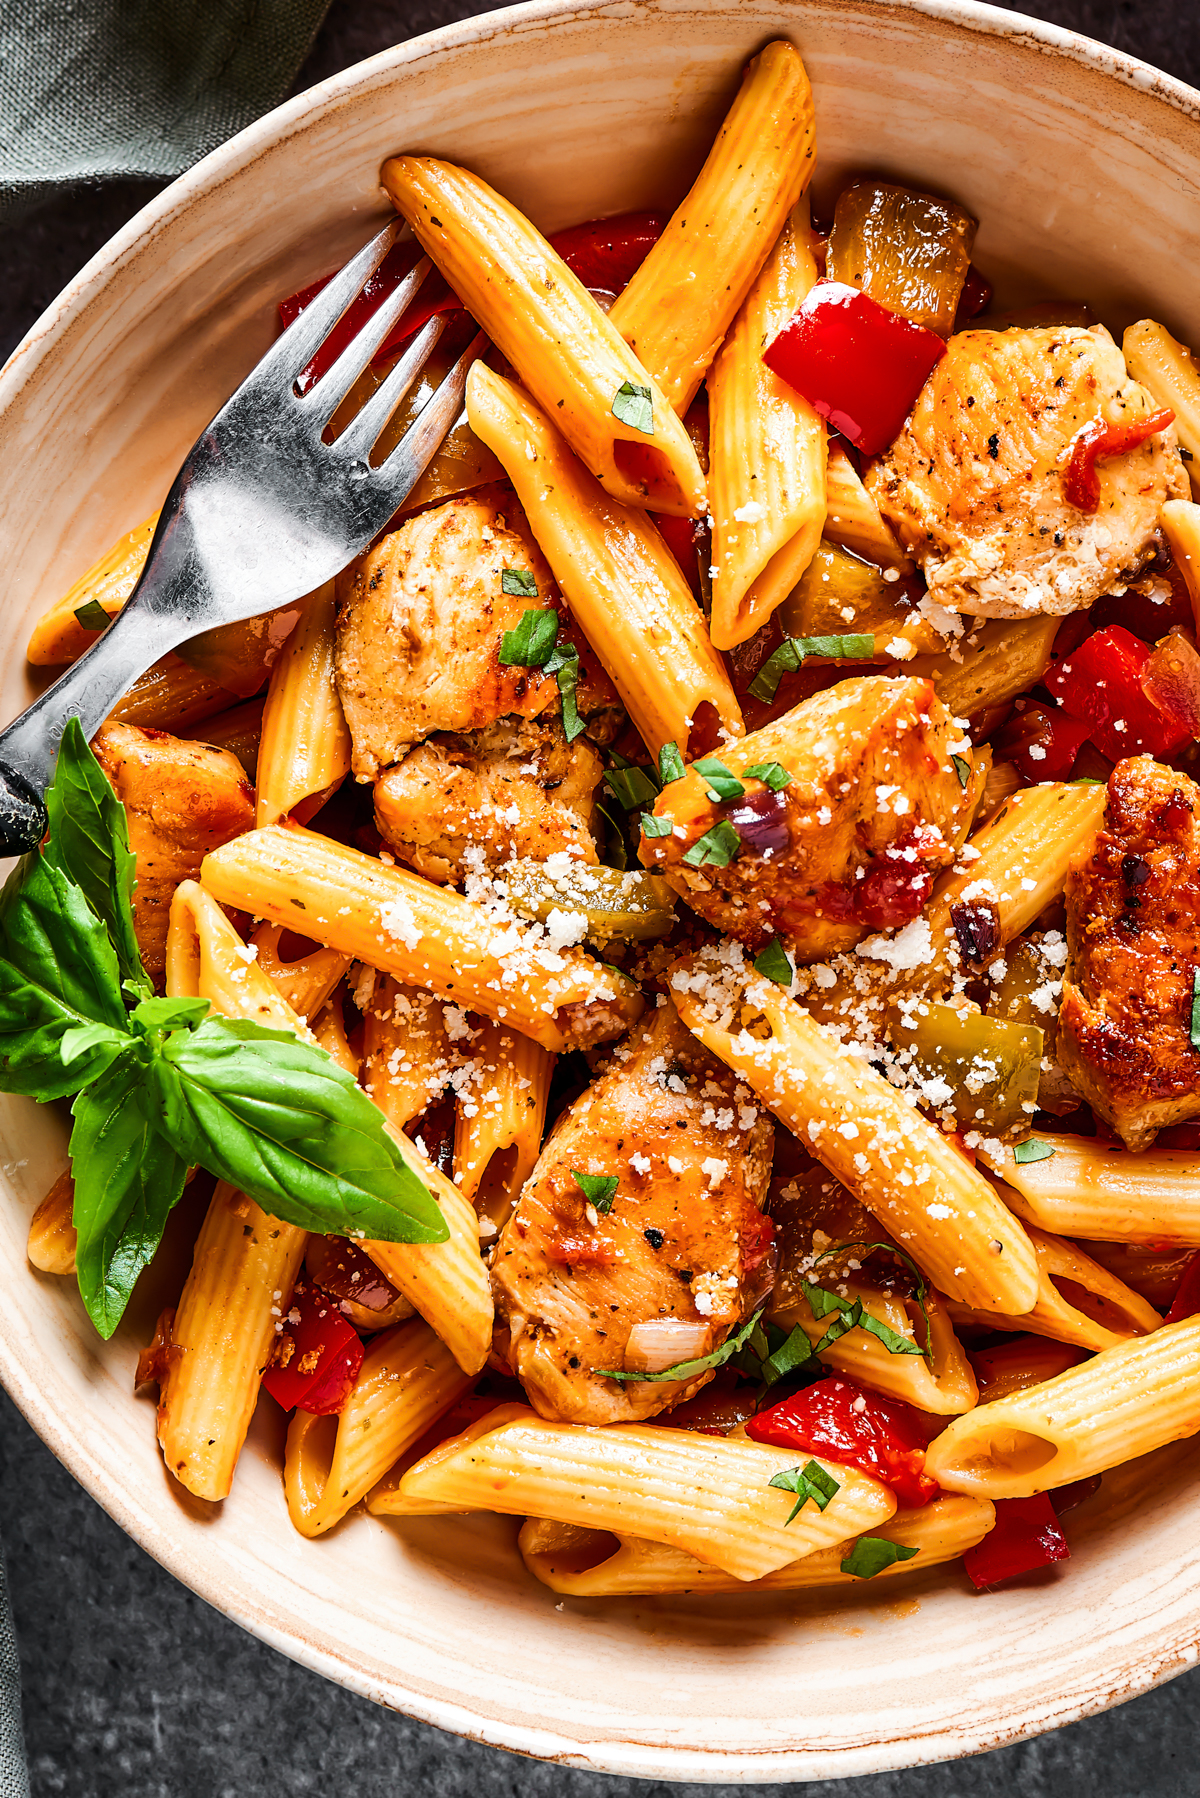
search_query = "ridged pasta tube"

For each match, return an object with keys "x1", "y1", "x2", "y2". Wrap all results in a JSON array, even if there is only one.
[
  {"x1": 981, "y1": 1137, "x2": 1200, "y2": 1245},
  {"x1": 360, "y1": 976, "x2": 454, "y2": 1132},
  {"x1": 381, "y1": 157, "x2": 706, "y2": 518},
  {"x1": 466, "y1": 362, "x2": 742, "y2": 758},
  {"x1": 1123, "y1": 321, "x2": 1200, "y2": 496},
  {"x1": 945, "y1": 1224, "x2": 1161, "y2": 1351},
  {"x1": 200, "y1": 822, "x2": 643, "y2": 1053},
  {"x1": 770, "y1": 1280, "x2": 977, "y2": 1415},
  {"x1": 255, "y1": 581, "x2": 352, "y2": 828},
  {"x1": 924, "y1": 1318, "x2": 1200, "y2": 1498},
  {"x1": 397, "y1": 1409, "x2": 896, "y2": 1581},
  {"x1": 249, "y1": 922, "x2": 351, "y2": 1023},
  {"x1": 823, "y1": 443, "x2": 910, "y2": 569},
  {"x1": 26, "y1": 1171, "x2": 77, "y2": 1275},
  {"x1": 609, "y1": 40, "x2": 816, "y2": 415},
  {"x1": 108, "y1": 656, "x2": 237, "y2": 733},
  {"x1": 1161, "y1": 499, "x2": 1200, "y2": 623},
  {"x1": 28, "y1": 509, "x2": 158, "y2": 665},
  {"x1": 452, "y1": 1020, "x2": 553, "y2": 1235},
  {"x1": 165, "y1": 881, "x2": 317, "y2": 1039},
  {"x1": 708, "y1": 204, "x2": 826, "y2": 649}
]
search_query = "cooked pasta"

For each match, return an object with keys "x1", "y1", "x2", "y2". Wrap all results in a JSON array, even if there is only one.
[
  {"x1": 945, "y1": 1224, "x2": 1162, "y2": 1351},
  {"x1": 823, "y1": 443, "x2": 910, "y2": 569},
  {"x1": 981, "y1": 1137, "x2": 1200, "y2": 1245},
  {"x1": 28, "y1": 509, "x2": 158, "y2": 665},
  {"x1": 451, "y1": 1020, "x2": 553, "y2": 1234},
  {"x1": 255, "y1": 581, "x2": 352, "y2": 828},
  {"x1": 26, "y1": 1171, "x2": 77, "y2": 1276},
  {"x1": 249, "y1": 921, "x2": 352, "y2": 1022},
  {"x1": 770, "y1": 1277, "x2": 978, "y2": 1414},
  {"x1": 1123, "y1": 320, "x2": 1200, "y2": 494}
]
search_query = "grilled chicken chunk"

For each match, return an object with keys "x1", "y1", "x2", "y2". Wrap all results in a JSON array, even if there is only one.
[
  {"x1": 1059, "y1": 757, "x2": 1200, "y2": 1150},
  {"x1": 866, "y1": 326, "x2": 1188, "y2": 619},
  {"x1": 335, "y1": 486, "x2": 562, "y2": 778},
  {"x1": 639, "y1": 675, "x2": 984, "y2": 963},
  {"x1": 374, "y1": 717, "x2": 602, "y2": 884},
  {"x1": 491, "y1": 1007, "x2": 774, "y2": 1425},
  {"x1": 93, "y1": 723, "x2": 255, "y2": 987}
]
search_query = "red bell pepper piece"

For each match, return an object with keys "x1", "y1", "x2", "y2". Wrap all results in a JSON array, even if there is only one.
[
  {"x1": 1044, "y1": 624, "x2": 1193, "y2": 761},
  {"x1": 1165, "y1": 1250, "x2": 1200, "y2": 1324},
  {"x1": 746, "y1": 1375, "x2": 939, "y2": 1508},
  {"x1": 1064, "y1": 407, "x2": 1175, "y2": 513},
  {"x1": 763, "y1": 282, "x2": 946, "y2": 456},
  {"x1": 954, "y1": 265, "x2": 993, "y2": 330},
  {"x1": 962, "y1": 1492, "x2": 1070, "y2": 1589},
  {"x1": 261, "y1": 1279, "x2": 364, "y2": 1416},
  {"x1": 280, "y1": 211, "x2": 667, "y2": 395},
  {"x1": 994, "y1": 699, "x2": 1092, "y2": 781}
]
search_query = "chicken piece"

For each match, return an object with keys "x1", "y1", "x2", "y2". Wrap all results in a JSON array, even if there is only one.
[
  {"x1": 866, "y1": 325, "x2": 1188, "y2": 620},
  {"x1": 639, "y1": 675, "x2": 983, "y2": 963},
  {"x1": 1059, "y1": 756, "x2": 1200, "y2": 1150},
  {"x1": 335, "y1": 486, "x2": 563, "y2": 778},
  {"x1": 374, "y1": 717, "x2": 602, "y2": 885},
  {"x1": 92, "y1": 723, "x2": 255, "y2": 987},
  {"x1": 491, "y1": 1007, "x2": 774, "y2": 1425}
]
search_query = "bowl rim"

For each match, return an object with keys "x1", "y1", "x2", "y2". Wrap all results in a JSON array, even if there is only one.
[{"x1": 4, "y1": 0, "x2": 1200, "y2": 1779}]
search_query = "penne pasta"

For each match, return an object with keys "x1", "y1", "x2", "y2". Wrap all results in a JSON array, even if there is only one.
[
  {"x1": 945, "y1": 1224, "x2": 1161, "y2": 1351},
  {"x1": 1123, "y1": 321, "x2": 1200, "y2": 495},
  {"x1": 466, "y1": 362, "x2": 742, "y2": 758},
  {"x1": 900, "y1": 615, "x2": 1062, "y2": 722},
  {"x1": 771, "y1": 1276, "x2": 977, "y2": 1415},
  {"x1": 452, "y1": 1020, "x2": 553, "y2": 1236},
  {"x1": 1161, "y1": 498, "x2": 1200, "y2": 623},
  {"x1": 250, "y1": 921, "x2": 352, "y2": 1022},
  {"x1": 285, "y1": 1319, "x2": 474, "y2": 1536},
  {"x1": 823, "y1": 443, "x2": 910, "y2": 569},
  {"x1": 255, "y1": 581, "x2": 352, "y2": 828},
  {"x1": 28, "y1": 509, "x2": 159, "y2": 665},
  {"x1": 368, "y1": 1401, "x2": 532, "y2": 1517},
  {"x1": 708, "y1": 203, "x2": 826, "y2": 649},
  {"x1": 381, "y1": 157, "x2": 706, "y2": 517},
  {"x1": 107, "y1": 655, "x2": 238, "y2": 734},
  {"x1": 186, "y1": 698, "x2": 265, "y2": 782},
  {"x1": 397, "y1": 1408, "x2": 896, "y2": 1581},
  {"x1": 609, "y1": 41, "x2": 815, "y2": 415},
  {"x1": 27, "y1": 1171, "x2": 77, "y2": 1276},
  {"x1": 310, "y1": 994, "x2": 360, "y2": 1076},
  {"x1": 924, "y1": 1318, "x2": 1200, "y2": 1499},
  {"x1": 669, "y1": 946, "x2": 1039, "y2": 1314},
  {"x1": 980, "y1": 1136, "x2": 1200, "y2": 1245},
  {"x1": 517, "y1": 1494, "x2": 996, "y2": 1596},
  {"x1": 199, "y1": 824, "x2": 644, "y2": 1055},
  {"x1": 166, "y1": 881, "x2": 315, "y2": 1038},
  {"x1": 156, "y1": 1181, "x2": 308, "y2": 1501},
  {"x1": 361, "y1": 975, "x2": 455, "y2": 1132}
]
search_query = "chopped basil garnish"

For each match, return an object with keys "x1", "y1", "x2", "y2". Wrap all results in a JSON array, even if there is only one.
[
  {"x1": 1013, "y1": 1138, "x2": 1057, "y2": 1164},
  {"x1": 802, "y1": 1284, "x2": 923, "y2": 1358},
  {"x1": 612, "y1": 380, "x2": 654, "y2": 435},
  {"x1": 693, "y1": 757, "x2": 745, "y2": 803},
  {"x1": 73, "y1": 599, "x2": 110, "y2": 633},
  {"x1": 770, "y1": 1459, "x2": 841, "y2": 1525},
  {"x1": 749, "y1": 633, "x2": 876, "y2": 703},
  {"x1": 545, "y1": 641, "x2": 585, "y2": 742},
  {"x1": 753, "y1": 938, "x2": 793, "y2": 987},
  {"x1": 758, "y1": 1324, "x2": 817, "y2": 1385},
  {"x1": 807, "y1": 1239, "x2": 933, "y2": 1360},
  {"x1": 744, "y1": 761, "x2": 792, "y2": 792},
  {"x1": 573, "y1": 1170, "x2": 619, "y2": 1215},
  {"x1": 498, "y1": 607, "x2": 559, "y2": 667},
  {"x1": 641, "y1": 812, "x2": 674, "y2": 838},
  {"x1": 598, "y1": 1305, "x2": 766, "y2": 1384},
  {"x1": 501, "y1": 566, "x2": 539, "y2": 599},
  {"x1": 682, "y1": 821, "x2": 742, "y2": 868},
  {"x1": 658, "y1": 741, "x2": 686, "y2": 785},
  {"x1": 840, "y1": 1536, "x2": 920, "y2": 1579},
  {"x1": 1191, "y1": 968, "x2": 1200, "y2": 1050},
  {"x1": 951, "y1": 754, "x2": 972, "y2": 789},
  {"x1": 604, "y1": 764, "x2": 660, "y2": 810}
]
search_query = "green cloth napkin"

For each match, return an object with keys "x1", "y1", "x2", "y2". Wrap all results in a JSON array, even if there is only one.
[{"x1": 0, "y1": 0, "x2": 334, "y2": 223}]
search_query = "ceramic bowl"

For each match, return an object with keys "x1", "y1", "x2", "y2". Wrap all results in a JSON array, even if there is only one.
[{"x1": 3, "y1": 0, "x2": 1200, "y2": 1779}]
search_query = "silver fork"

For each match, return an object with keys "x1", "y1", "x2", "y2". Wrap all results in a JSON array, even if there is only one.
[{"x1": 0, "y1": 220, "x2": 486, "y2": 853}]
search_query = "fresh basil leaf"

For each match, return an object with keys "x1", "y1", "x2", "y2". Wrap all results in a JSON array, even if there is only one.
[
  {"x1": 760, "y1": 1324, "x2": 816, "y2": 1385},
  {"x1": 748, "y1": 633, "x2": 876, "y2": 703},
  {"x1": 658, "y1": 742, "x2": 686, "y2": 786},
  {"x1": 692, "y1": 757, "x2": 745, "y2": 803},
  {"x1": 146, "y1": 1018, "x2": 449, "y2": 1243},
  {"x1": 753, "y1": 939, "x2": 793, "y2": 986},
  {"x1": 1191, "y1": 968, "x2": 1200, "y2": 1050},
  {"x1": 69, "y1": 1059, "x2": 188, "y2": 1338},
  {"x1": 1013, "y1": 1138, "x2": 1057, "y2": 1165},
  {"x1": 42, "y1": 718, "x2": 151, "y2": 996},
  {"x1": 640, "y1": 812, "x2": 674, "y2": 838},
  {"x1": 951, "y1": 754, "x2": 972, "y2": 789},
  {"x1": 129, "y1": 995, "x2": 211, "y2": 1047},
  {"x1": 73, "y1": 599, "x2": 111, "y2": 632},
  {"x1": 59, "y1": 1020, "x2": 130, "y2": 1070},
  {"x1": 546, "y1": 641, "x2": 585, "y2": 742},
  {"x1": 612, "y1": 380, "x2": 653, "y2": 435},
  {"x1": 498, "y1": 608, "x2": 559, "y2": 668},
  {"x1": 604, "y1": 765, "x2": 660, "y2": 810},
  {"x1": 744, "y1": 761, "x2": 792, "y2": 792},
  {"x1": 599, "y1": 1305, "x2": 765, "y2": 1383},
  {"x1": 840, "y1": 1536, "x2": 919, "y2": 1579},
  {"x1": 769, "y1": 1458, "x2": 841, "y2": 1525},
  {"x1": 501, "y1": 566, "x2": 538, "y2": 599},
  {"x1": 682, "y1": 821, "x2": 742, "y2": 868},
  {"x1": 572, "y1": 1170, "x2": 619, "y2": 1214}
]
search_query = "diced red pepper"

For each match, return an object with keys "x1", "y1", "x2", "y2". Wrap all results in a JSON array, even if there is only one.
[
  {"x1": 1048, "y1": 1475, "x2": 1102, "y2": 1515},
  {"x1": 1044, "y1": 625, "x2": 1193, "y2": 760},
  {"x1": 993, "y1": 699, "x2": 1092, "y2": 781},
  {"x1": 653, "y1": 512, "x2": 705, "y2": 595},
  {"x1": 1064, "y1": 407, "x2": 1175, "y2": 513},
  {"x1": 962, "y1": 1492, "x2": 1070, "y2": 1589},
  {"x1": 763, "y1": 281, "x2": 946, "y2": 456},
  {"x1": 1165, "y1": 1250, "x2": 1200, "y2": 1324},
  {"x1": 280, "y1": 211, "x2": 667, "y2": 394},
  {"x1": 261, "y1": 1279, "x2": 364, "y2": 1415},
  {"x1": 746, "y1": 1375, "x2": 939, "y2": 1508}
]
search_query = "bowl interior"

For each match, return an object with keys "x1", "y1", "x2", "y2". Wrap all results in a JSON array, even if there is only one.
[{"x1": 3, "y1": 0, "x2": 1200, "y2": 1779}]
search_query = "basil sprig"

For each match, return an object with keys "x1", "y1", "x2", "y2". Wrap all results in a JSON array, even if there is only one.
[{"x1": 0, "y1": 721, "x2": 447, "y2": 1338}]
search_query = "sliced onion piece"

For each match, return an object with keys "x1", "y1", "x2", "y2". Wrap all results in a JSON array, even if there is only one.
[{"x1": 623, "y1": 1318, "x2": 713, "y2": 1373}]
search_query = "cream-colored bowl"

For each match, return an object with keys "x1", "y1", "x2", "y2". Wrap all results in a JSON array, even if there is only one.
[{"x1": 3, "y1": 0, "x2": 1200, "y2": 1779}]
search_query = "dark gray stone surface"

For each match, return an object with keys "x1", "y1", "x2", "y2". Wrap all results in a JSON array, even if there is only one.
[{"x1": 2, "y1": 1, "x2": 1200, "y2": 1792}]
